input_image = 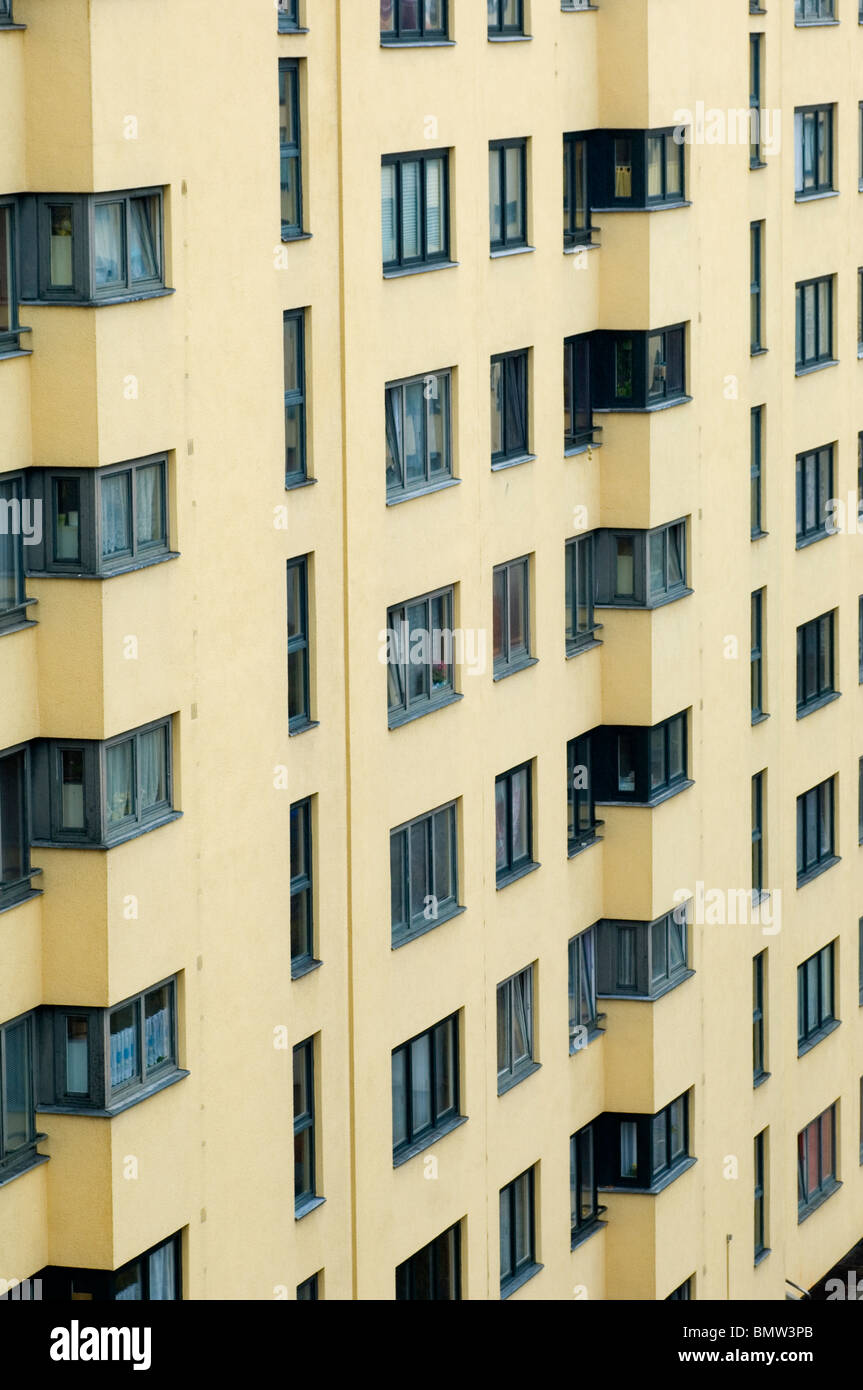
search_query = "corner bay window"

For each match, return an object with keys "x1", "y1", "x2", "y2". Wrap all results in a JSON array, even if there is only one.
[
  {"x1": 597, "y1": 1092, "x2": 691, "y2": 1190},
  {"x1": 38, "y1": 1234, "x2": 181, "y2": 1301},
  {"x1": 588, "y1": 128, "x2": 685, "y2": 208},
  {"x1": 390, "y1": 801, "x2": 459, "y2": 944},
  {"x1": 25, "y1": 456, "x2": 171, "y2": 577},
  {"x1": 18, "y1": 190, "x2": 165, "y2": 303},
  {"x1": 386, "y1": 369, "x2": 452, "y2": 497},
  {"x1": 592, "y1": 711, "x2": 689, "y2": 805},
  {"x1": 0, "y1": 746, "x2": 33, "y2": 910},
  {"x1": 382, "y1": 150, "x2": 449, "y2": 271},
  {"x1": 595, "y1": 908, "x2": 690, "y2": 999},
  {"x1": 0, "y1": 1012, "x2": 39, "y2": 1178},
  {"x1": 590, "y1": 325, "x2": 687, "y2": 409},
  {"x1": 594, "y1": 520, "x2": 688, "y2": 608},
  {"x1": 386, "y1": 586, "x2": 456, "y2": 724},
  {"x1": 392, "y1": 1014, "x2": 461, "y2": 1160}
]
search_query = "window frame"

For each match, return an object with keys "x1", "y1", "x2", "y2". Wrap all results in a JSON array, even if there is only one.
[
  {"x1": 563, "y1": 333, "x2": 596, "y2": 449},
  {"x1": 752, "y1": 772, "x2": 765, "y2": 901},
  {"x1": 797, "y1": 1104, "x2": 838, "y2": 1219},
  {"x1": 386, "y1": 584, "x2": 457, "y2": 726},
  {"x1": 0, "y1": 1011, "x2": 38, "y2": 1175},
  {"x1": 796, "y1": 777, "x2": 836, "y2": 884},
  {"x1": 391, "y1": 1013, "x2": 460, "y2": 1161},
  {"x1": 496, "y1": 965, "x2": 535, "y2": 1090},
  {"x1": 287, "y1": 555, "x2": 312, "y2": 732},
  {"x1": 490, "y1": 349, "x2": 530, "y2": 467},
  {"x1": 102, "y1": 976, "x2": 179, "y2": 1107},
  {"x1": 563, "y1": 134, "x2": 592, "y2": 248},
  {"x1": 594, "y1": 711, "x2": 690, "y2": 806},
  {"x1": 0, "y1": 473, "x2": 34, "y2": 635},
  {"x1": 278, "y1": 0, "x2": 301, "y2": 31},
  {"x1": 0, "y1": 200, "x2": 22, "y2": 356},
  {"x1": 796, "y1": 610, "x2": 836, "y2": 715},
  {"x1": 565, "y1": 531, "x2": 598, "y2": 651},
  {"x1": 381, "y1": 149, "x2": 451, "y2": 272},
  {"x1": 568, "y1": 925, "x2": 600, "y2": 1047},
  {"x1": 751, "y1": 589, "x2": 764, "y2": 720},
  {"x1": 795, "y1": 275, "x2": 834, "y2": 371},
  {"x1": 389, "y1": 799, "x2": 460, "y2": 946},
  {"x1": 750, "y1": 405, "x2": 764, "y2": 537},
  {"x1": 570, "y1": 1123, "x2": 602, "y2": 1242},
  {"x1": 495, "y1": 761, "x2": 535, "y2": 884},
  {"x1": 753, "y1": 949, "x2": 767, "y2": 1082},
  {"x1": 290, "y1": 796, "x2": 316, "y2": 973},
  {"x1": 794, "y1": 105, "x2": 834, "y2": 196},
  {"x1": 487, "y1": 0, "x2": 525, "y2": 35},
  {"x1": 566, "y1": 733, "x2": 599, "y2": 855},
  {"x1": 395, "y1": 1222, "x2": 461, "y2": 1300},
  {"x1": 750, "y1": 221, "x2": 763, "y2": 352},
  {"x1": 594, "y1": 521, "x2": 689, "y2": 609},
  {"x1": 796, "y1": 941, "x2": 836, "y2": 1050},
  {"x1": 0, "y1": 743, "x2": 34, "y2": 911},
  {"x1": 492, "y1": 554, "x2": 532, "y2": 676},
  {"x1": 488, "y1": 138, "x2": 528, "y2": 252},
  {"x1": 749, "y1": 34, "x2": 763, "y2": 167},
  {"x1": 386, "y1": 367, "x2": 453, "y2": 498},
  {"x1": 278, "y1": 60, "x2": 304, "y2": 241},
  {"x1": 283, "y1": 309, "x2": 307, "y2": 487},
  {"x1": 595, "y1": 908, "x2": 690, "y2": 1000},
  {"x1": 381, "y1": 0, "x2": 449, "y2": 42},
  {"x1": 754, "y1": 1130, "x2": 767, "y2": 1259},
  {"x1": 794, "y1": 0, "x2": 835, "y2": 22},
  {"x1": 795, "y1": 443, "x2": 834, "y2": 544},
  {"x1": 293, "y1": 1036, "x2": 319, "y2": 1214},
  {"x1": 20, "y1": 189, "x2": 166, "y2": 305},
  {"x1": 599, "y1": 1091, "x2": 691, "y2": 1191},
  {"x1": 499, "y1": 1166, "x2": 538, "y2": 1295}
]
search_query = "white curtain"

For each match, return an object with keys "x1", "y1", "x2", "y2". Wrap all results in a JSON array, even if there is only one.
[
  {"x1": 101, "y1": 474, "x2": 130, "y2": 558},
  {"x1": 148, "y1": 1243, "x2": 176, "y2": 1300},
  {"x1": 105, "y1": 740, "x2": 133, "y2": 824},
  {"x1": 93, "y1": 202, "x2": 124, "y2": 288},
  {"x1": 110, "y1": 1010, "x2": 138, "y2": 1089},
  {"x1": 145, "y1": 990, "x2": 170, "y2": 1070},
  {"x1": 129, "y1": 197, "x2": 158, "y2": 281},
  {"x1": 135, "y1": 465, "x2": 162, "y2": 548},
  {"x1": 139, "y1": 727, "x2": 165, "y2": 811}
]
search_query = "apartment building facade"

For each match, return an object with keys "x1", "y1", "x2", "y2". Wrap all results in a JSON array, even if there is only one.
[{"x1": 0, "y1": 0, "x2": 861, "y2": 1301}]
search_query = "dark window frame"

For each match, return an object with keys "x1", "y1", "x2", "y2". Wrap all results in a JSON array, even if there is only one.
[
  {"x1": 750, "y1": 405, "x2": 764, "y2": 536},
  {"x1": 0, "y1": 1010, "x2": 38, "y2": 1177},
  {"x1": 754, "y1": 1130, "x2": 767, "y2": 1257},
  {"x1": 794, "y1": 0, "x2": 835, "y2": 22},
  {"x1": 563, "y1": 134, "x2": 592, "y2": 248},
  {"x1": 293, "y1": 1036, "x2": 318, "y2": 1214},
  {"x1": 594, "y1": 519, "x2": 689, "y2": 609},
  {"x1": 592, "y1": 128, "x2": 685, "y2": 209},
  {"x1": 290, "y1": 796, "x2": 316, "y2": 972},
  {"x1": 37, "y1": 1232, "x2": 182, "y2": 1301},
  {"x1": 570, "y1": 1124, "x2": 602, "y2": 1241},
  {"x1": 795, "y1": 275, "x2": 834, "y2": 371},
  {"x1": 750, "y1": 221, "x2": 763, "y2": 351},
  {"x1": 499, "y1": 1166, "x2": 538, "y2": 1295},
  {"x1": 19, "y1": 189, "x2": 166, "y2": 305},
  {"x1": 278, "y1": 0, "x2": 300, "y2": 31},
  {"x1": 390, "y1": 799, "x2": 460, "y2": 946},
  {"x1": 795, "y1": 105, "x2": 834, "y2": 196},
  {"x1": 797, "y1": 941, "x2": 836, "y2": 1049},
  {"x1": 392, "y1": 1013, "x2": 460, "y2": 1160},
  {"x1": 598, "y1": 1091, "x2": 691, "y2": 1191},
  {"x1": 381, "y1": 149, "x2": 450, "y2": 272},
  {"x1": 493, "y1": 554, "x2": 531, "y2": 675},
  {"x1": 488, "y1": 0, "x2": 524, "y2": 35},
  {"x1": 381, "y1": 0, "x2": 449, "y2": 42},
  {"x1": 386, "y1": 367, "x2": 453, "y2": 498},
  {"x1": 795, "y1": 443, "x2": 834, "y2": 544},
  {"x1": 490, "y1": 349, "x2": 530, "y2": 466},
  {"x1": 595, "y1": 908, "x2": 689, "y2": 1000},
  {"x1": 287, "y1": 555, "x2": 312, "y2": 732},
  {"x1": 296, "y1": 1273, "x2": 319, "y2": 1300},
  {"x1": 593, "y1": 711, "x2": 690, "y2": 806},
  {"x1": 563, "y1": 333, "x2": 596, "y2": 449},
  {"x1": 395, "y1": 1222, "x2": 461, "y2": 1300},
  {"x1": 0, "y1": 473, "x2": 34, "y2": 634},
  {"x1": 750, "y1": 35, "x2": 763, "y2": 166},
  {"x1": 279, "y1": 60, "x2": 304, "y2": 240},
  {"x1": 495, "y1": 761, "x2": 535, "y2": 884},
  {"x1": 283, "y1": 309, "x2": 307, "y2": 487},
  {"x1": 796, "y1": 610, "x2": 835, "y2": 714},
  {"x1": 565, "y1": 531, "x2": 598, "y2": 650},
  {"x1": 752, "y1": 772, "x2": 765, "y2": 900},
  {"x1": 0, "y1": 744, "x2": 34, "y2": 912},
  {"x1": 753, "y1": 949, "x2": 767, "y2": 1082},
  {"x1": 566, "y1": 734, "x2": 599, "y2": 854},
  {"x1": 568, "y1": 925, "x2": 600, "y2": 1046},
  {"x1": 386, "y1": 584, "x2": 457, "y2": 726},
  {"x1": 497, "y1": 964, "x2": 535, "y2": 1090},
  {"x1": 796, "y1": 777, "x2": 836, "y2": 883},
  {"x1": 797, "y1": 1104, "x2": 838, "y2": 1218},
  {"x1": 0, "y1": 200, "x2": 23, "y2": 356},
  {"x1": 751, "y1": 589, "x2": 764, "y2": 720},
  {"x1": 489, "y1": 138, "x2": 528, "y2": 252}
]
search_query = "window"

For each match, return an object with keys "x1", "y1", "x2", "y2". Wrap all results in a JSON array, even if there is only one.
[
  {"x1": 297, "y1": 1274, "x2": 319, "y2": 1301},
  {"x1": 752, "y1": 772, "x2": 765, "y2": 899},
  {"x1": 19, "y1": 190, "x2": 165, "y2": 303},
  {"x1": 796, "y1": 777, "x2": 836, "y2": 884},
  {"x1": 796, "y1": 443, "x2": 833, "y2": 544},
  {"x1": 278, "y1": 62, "x2": 303, "y2": 239},
  {"x1": 589, "y1": 129, "x2": 685, "y2": 207},
  {"x1": 287, "y1": 556, "x2": 312, "y2": 732},
  {"x1": 290, "y1": 798, "x2": 316, "y2": 974},
  {"x1": 499, "y1": 1167, "x2": 539, "y2": 1295},
  {"x1": 751, "y1": 590, "x2": 764, "y2": 720},
  {"x1": 667, "y1": 1278, "x2": 693, "y2": 1300},
  {"x1": 567, "y1": 734, "x2": 599, "y2": 854},
  {"x1": 568, "y1": 926, "x2": 600, "y2": 1049},
  {"x1": 797, "y1": 942, "x2": 836, "y2": 1050},
  {"x1": 645, "y1": 131, "x2": 685, "y2": 203},
  {"x1": 382, "y1": 150, "x2": 449, "y2": 272},
  {"x1": 795, "y1": 106, "x2": 833, "y2": 195},
  {"x1": 283, "y1": 311, "x2": 307, "y2": 486},
  {"x1": 396, "y1": 1223, "x2": 460, "y2": 1300},
  {"x1": 797, "y1": 1104, "x2": 838, "y2": 1218},
  {"x1": 749, "y1": 36, "x2": 763, "y2": 166},
  {"x1": 750, "y1": 222, "x2": 763, "y2": 351},
  {"x1": 386, "y1": 586, "x2": 456, "y2": 725},
  {"x1": 597, "y1": 1092, "x2": 690, "y2": 1189},
  {"x1": 647, "y1": 325, "x2": 685, "y2": 401},
  {"x1": 0, "y1": 1, "x2": 13, "y2": 23},
  {"x1": 859, "y1": 918, "x2": 863, "y2": 1006},
  {"x1": 860, "y1": 756, "x2": 863, "y2": 843},
  {"x1": 796, "y1": 611, "x2": 835, "y2": 714},
  {"x1": 753, "y1": 950, "x2": 767, "y2": 1081},
  {"x1": 25, "y1": 457, "x2": 170, "y2": 578},
  {"x1": 381, "y1": 0, "x2": 448, "y2": 41},
  {"x1": 0, "y1": 474, "x2": 32, "y2": 634},
  {"x1": 593, "y1": 711, "x2": 689, "y2": 805},
  {"x1": 754, "y1": 1131, "x2": 767, "y2": 1259},
  {"x1": 31, "y1": 718, "x2": 175, "y2": 849},
  {"x1": 563, "y1": 334, "x2": 595, "y2": 448},
  {"x1": 0, "y1": 1012, "x2": 38, "y2": 1178},
  {"x1": 493, "y1": 556, "x2": 531, "y2": 675},
  {"x1": 563, "y1": 135, "x2": 591, "y2": 247},
  {"x1": 589, "y1": 325, "x2": 687, "y2": 409},
  {"x1": 795, "y1": 0, "x2": 835, "y2": 19},
  {"x1": 497, "y1": 966, "x2": 535, "y2": 1090},
  {"x1": 859, "y1": 269, "x2": 863, "y2": 353},
  {"x1": 0, "y1": 202, "x2": 22, "y2": 355},
  {"x1": 489, "y1": 140, "x2": 528, "y2": 251},
  {"x1": 490, "y1": 350, "x2": 529, "y2": 466},
  {"x1": 795, "y1": 276, "x2": 834, "y2": 371},
  {"x1": 38, "y1": 1234, "x2": 182, "y2": 1301},
  {"x1": 106, "y1": 980, "x2": 176, "y2": 1101},
  {"x1": 386, "y1": 369, "x2": 452, "y2": 497},
  {"x1": 594, "y1": 521, "x2": 689, "y2": 608},
  {"x1": 859, "y1": 597, "x2": 863, "y2": 681},
  {"x1": 392, "y1": 1014, "x2": 460, "y2": 1160},
  {"x1": 751, "y1": 406, "x2": 764, "y2": 536},
  {"x1": 390, "y1": 801, "x2": 460, "y2": 945},
  {"x1": 595, "y1": 908, "x2": 689, "y2": 999},
  {"x1": 495, "y1": 762, "x2": 534, "y2": 884},
  {"x1": 570, "y1": 1125, "x2": 601, "y2": 1241},
  {"x1": 565, "y1": 532, "x2": 597, "y2": 650},
  {"x1": 0, "y1": 746, "x2": 33, "y2": 912},
  {"x1": 488, "y1": 0, "x2": 524, "y2": 33},
  {"x1": 278, "y1": 0, "x2": 300, "y2": 31},
  {"x1": 293, "y1": 1037, "x2": 319, "y2": 1215},
  {"x1": 859, "y1": 102, "x2": 863, "y2": 188}
]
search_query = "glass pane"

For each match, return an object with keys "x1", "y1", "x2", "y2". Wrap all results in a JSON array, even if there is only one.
[
  {"x1": 490, "y1": 360, "x2": 503, "y2": 456},
  {"x1": 401, "y1": 161, "x2": 422, "y2": 259},
  {"x1": 294, "y1": 1127, "x2": 312, "y2": 1198},
  {"x1": 60, "y1": 748, "x2": 85, "y2": 830},
  {"x1": 510, "y1": 767, "x2": 529, "y2": 863},
  {"x1": 283, "y1": 316, "x2": 300, "y2": 394},
  {"x1": 293, "y1": 1044, "x2": 309, "y2": 1116},
  {"x1": 65, "y1": 1016, "x2": 89, "y2": 1095},
  {"x1": 580, "y1": 1130, "x2": 595, "y2": 1220},
  {"x1": 817, "y1": 278, "x2": 831, "y2": 358},
  {"x1": 670, "y1": 1099, "x2": 685, "y2": 1159},
  {"x1": 668, "y1": 717, "x2": 685, "y2": 780},
  {"x1": 496, "y1": 981, "x2": 511, "y2": 1074},
  {"x1": 620, "y1": 1120, "x2": 638, "y2": 1178},
  {"x1": 425, "y1": 157, "x2": 444, "y2": 255},
  {"x1": 0, "y1": 751, "x2": 24, "y2": 884},
  {"x1": 499, "y1": 1187, "x2": 512, "y2": 1280},
  {"x1": 105, "y1": 740, "x2": 134, "y2": 824},
  {"x1": 101, "y1": 472, "x2": 132, "y2": 559},
  {"x1": 381, "y1": 164, "x2": 397, "y2": 263},
  {"x1": 493, "y1": 566, "x2": 506, "y2": 665},
  {"x1": 513, "y1": 1173, "x2": 531, "y2": 1267},
  {"x1": 93, "y1": 202, "x2": 125, "y2": 289},
  {"x1": 651, "y1": 917, "x2": 667, "y2": 982},
  {"x1": 49, "y1": 205, "x2": 74, "y2": 287},
  {"x1": 648, "y1": 531, "x2": 665, "y2": 595},
  {"x1": 617, "y1": 733, "x2": 636, "y2": 793},
  {"x1": 109, "y1": 1002, "x2": 140, "y2": 1089},
  {"x1": 508, "y1": 562, "x2": 527, "y2": 658},
  {"x1": 648, "y1": 333, "x2": 665, "y2": 396},
  {"x1": 136, "y1": 464, "x2": 165, "y2": 549},
  {"x1": 430, "y1": 593, "x2": 451, "y2": 691},
  {"x1": 505, "y1": 145, "x2": 524, "y2": 242},
  {"x1": 652, "y1": 1112, "x2": 668, "y2": 1173},
  {"x1": 54, "y1": 477, "x2": 81, "y2": 562},
  {"x1": 286, "y1": 563, "x2": 303, "y2": 640},
  {"x1": 3, "y1": 1020, "x2": 30, "y2": 1150},
  {"x1": 614, "y1": 139, "x2": 632, "y2": 198},
  {"x1": 512, "y1": 971, "x2": 531, "y2": 1063},
  {"x1": 433, "y1": 807, "x2": 454, "y2": 906},
  {"x1": 666, "y1": 138, "x2": 682, "y2": 196},
  {"x1": 489, "y1": 149, "x2": 502, "y2": 244},
  {"x1": 390, "y1": 830, "x2": 406, "y2": 929},
  {"x1": 669, "y1": 918, "x2": 686, "y2": 970},
  {"x1": 649, "y1": 726, "x2": 666, "y2": 790},
  {"x1": 495, "y1": 778, "x2": 508, "y2": 871},
  {"x1": 668, "y1": 526, "x2": 684, "y2": 587},
  {"x1": 409, "y1": 819, "x2": 429, "y2": 920},
  {"x1": 615, "y1": 536, "x2": 635, "y2": 597},
  {"x1": 290, "y1": 886, "x2": 311, "y2": 959},
  {"x1": 403, "y1": 382, "x2": 425, "y2": 484},
  {"x1": 288, "y1": 649, "x2": 307, "y2": 721},
  {"x1": 290, "y1": 802, "x2": 308, "y2": 881},
  {"x1": 114, "y1": 1263, "x2": 143, "y2": 1301},
  {"x1": 410, "y1": 1034, "x2": 432, "y2": 1133},
  {"x1": 435, "y1": 1019, "x2": 455, "y2": 1117},
  {"x1": 820, "y1": 1109, "x2": 833, "y2": 1179},
  {"x1": 139, "y1": 726, "x2": 167, "y2": 811},
  {"x1": 392, "y1": 1049, "x2": 408, "y2": 1147},
  {"x1": 129, "y1": 196, "x2": 160, "y2": 281},
  {"x1": 144, "y1": 984, "x2": 172, "y2": 1071},
  {"x1": 281, "y1": 154, "x2": 300, "y2": 231},
  {"x1": 0, "y1": 206, "x2": 10, "y2": 333},
  {"x1": 646, "y1": 135, "x2": 663, "y2": 198},
  {"x1": 428, "y1": 373, "x2": 448, "y2": 476},
  {"x1": 614, "y1": 339, "x2": 633, "y2": 399},
  {"x1": 148, "y1": 1242, "x2": 176, "y2": 1301}
]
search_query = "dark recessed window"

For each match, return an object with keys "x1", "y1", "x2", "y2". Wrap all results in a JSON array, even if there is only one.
[
  {"x1": 493, "y1": 555, "x2": 531, "y2": 675},
  {"x1": 595, "y1": 908, "x2": 689, "y2": 999},
  {"x1": 0, "y1": 474, "x2": 33, "y2": 634},
  {"x1": 386, "y1": 369, "x2": 452, "y2": 497},
  {"x1": 795, "y1": 106, "x2": 833, "y2": 195},
  {"x1": 0, "y1": 202, "x2": 22, "y2": 355},
  {"x1": 565, "y1": 532, "x2": 597, "y2": 651},
  {"x1": 293, "y1": 1036, "x2": 319, "y2": 1215},
  {"x1": 381, "y1": 0, "x2": 448, "y2": 42},
  {"x1": 499, "y1": 1166, "x2": 539, "y2": 1295},
  {"x1": 489, "y1": 140, "x2": 528, "y2": 251},
  {"x1": 563, "y1": 135, "x2": 591, "y2": 247},
  {"x1": 589, "y1": 129, "x2": 685, "y2": 207},
  {"x1": 497, "y1": 965, "x2": 534, "y2": 1090},
  {"x1": 797, "y1": 942, "x2": 836, "y2": 1050},
  {"x1": 495, "y1": 762, "x2": 534, "y2": 884},
  {"x1": 287, "y1": 556, "x2": 313, "y2": 732},
  {"x1": 752, "y1": 772, "x2": 765, "y2": 899},
  {"x1": 795, "y1": 276, "x2": 834, "y2": 370},
  {"x1": 296, "y1": 1274, "x2": 319, "y2": 1300},
  {"x1": 568, "y1": 925, "x2": 599, "y2": 1048},
  {"x1": 279, "y1": 61, "x2": 303, "y2": 239},
  {"x1": 390, "y1": 801, "x2": 459, "y2": 945},
  {"x1": 667, "y1": 1277, "x2": 693, "y2": 1300},
  {"x1": 290, "y1": 798, "x2": 316, "y2": 972},
  {"x1": 597, "y1": 1091, "x2": 690, "y2": 1189},
  {"x1": 646, "y1": 131, "x2": 685, "y2": 202},
  {"x1": 0, "y1": 1011, "x2": 38, "y2": 1179},
  {"x1": 567, "y1": 733, "x2": 599, "y2": 854},
  {"x1": 386, "y1": 585, "x2": 456, "y2": 725},
  {"x1": 589, "y1": 325, "x2": 687, "y2": 409},
  {"x1": 38, "y1": 1233, "x2": 182, "y2": 1301},
  {"x1": 859, "y1": 919, "x2": 863, "y2": 1005},
  {"x1": 396, "y1": 1223, "x2": 461, "y2": 1300},
  {"x1": 795, "y1": 0, "x2": 835, "y2": 21},
  {"x1": 750, "y1": 36, "x2": 763, "y2": 166},
  {"x1": 796, "y1": 610, "x2": 835, "y2": 714},
  {"x1": 382, "y1": 150, "x2": 449, "y2": 272},
  {"x1": 26, "y1": 456, "x2": 170, "y2": 578},
  {"x1": 570, "y1": 1124, "x2": 601, "y2": 1240},
  {"x1": 751, "y1": 405, "x2": 764, "y2": 536},
  {"x1": 795, "y1": 443, "x2": 833, "y2": 544},
  {"x1": 488, "y1": 0, "x2": 524, "y2": 34},
  {"x1": 490, "y1": 350, "x2": 529, "y2": 466},
  {"x1": 594, "y1": 520, "x2": 688, "y2": 608},
  {"x1": 751, "y1": 589, "x2": 764, "y2": 720},
  {"x1": 18, "y1": 190, "x2": 165, "y2": 304},
  {"x1": 796, "y1": 777, "x2": 836, "y2": 884},
  {"x1": 797, "y1": 1104, "x2": 837, "y2": 1218},
  {"x1": 563, "y1": 334, "x2": 595, "y2": 449},
  {"x1": 859, "y1": 597, "x2": 863, "y2": 682},
  {"x1": 283, "y1": 310, "x2": 307, "y2": 486},
  {"x1": 31, "y1": 718, "x2": 175, "y2": 849},
  {"x1": 753, "y1": 949, "x2": 767, "y2": 1082},
  {"x1": 0, "y1": 1, "x2": 13, "y2": 24},
  {"x1": 750, "y1": 222, "x2": 763, "y2": 351},
  {"x1": 593, "y1": 711, "x2": 689, "y2": 805},
  {"x1": 278, "y1": 0, "x2": 300, "y2": 31},
  {"x1": 0, "y1": 746, "x2": 33, "y2": 911},
  {"x1": 754, "y1": 1130, "x2": 767, "y2": 1257},
  {"x1": 392, "y1": 1013, "x2": 460, "y2": 1159}
]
